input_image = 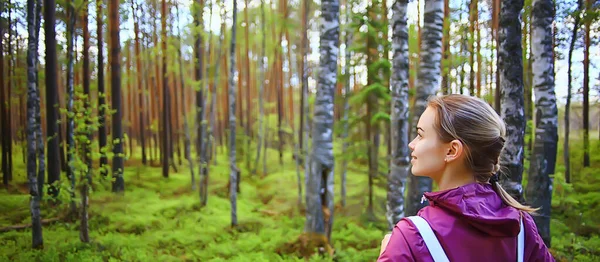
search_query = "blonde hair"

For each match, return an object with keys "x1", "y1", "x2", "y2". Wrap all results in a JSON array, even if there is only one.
[{"x1": 427, "y1": 94, "x2": 538, "y2": 214}]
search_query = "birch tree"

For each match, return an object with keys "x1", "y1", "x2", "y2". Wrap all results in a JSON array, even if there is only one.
[
  {"x1": 498, "y1": 0, "x2": 526, "y2": 203},
  {"x1": 388, "y1": 0, "x2": 410, "y2": 229},
  {"x1": 26, "y1": 0, "x2": 43, "y2": 248},
  {"x1": 305, "y1": 0, "x2": 339, "y2": 243},
  {"x1": 526, "y1": 0, "x2": 558, "y2": 247},
  {"x1": 229, "y1": 0, "x2": 239, "y2": 227}
]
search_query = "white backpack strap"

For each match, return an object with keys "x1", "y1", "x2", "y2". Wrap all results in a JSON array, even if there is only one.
[
  {"x1": 518, "y1": 216, "x2": 524, "y2": 262},
  {"x1": 406, "y1": 216, "x2": 450, "y2": 262}
]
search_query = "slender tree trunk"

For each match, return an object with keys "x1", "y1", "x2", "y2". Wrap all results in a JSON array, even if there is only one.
[
  {"x1": 97, "y1": 0, "x2": 108, "y2": 177},
  {"x1": 0, "y1": 3, "x2": 8, "y2": 186},
  {"x1": 388, "y1": 0, "x2": 410, "y2": 229},
  {"x1": 212, "y1": 1, "x2": 227, "y2": 165},
  {"x1": 441, "y1": 0, "x2": 450, "y2": 95},
  {"x1": 66, "y1": 0, "x2": 77, "y2": 215},
  {"x1": 110, "y1": 0, "x2": 125, "y2": 192},
  {"x1": 194, "y1": 0, "x2": 208, "y2": 205},
  {"x1": 340, "y1": 0, "x2": 350, "y2": 207},
  {"x1": 229, "y1": 0, "x2": 239, "y2": 227},
  {"x1": 44, "y1": 0, "x2": 61, "y2": 199},
  {"x1": 582, "y1": 0, "x2": 590, "y2": 167},
  {"x1": 476, "y1": 16, "x2": 482, "y2": 97},
  {"x1": 527, "y1": 0, "x2": 557, "y2": 247},
  {"x1": 458, "y1": 1, "x2": 466, "y2": 94},
  {"x1": 406, "y1": 0, "x2": 443, "y2": 216},
  {"x1": 365, "y1": 2, "x2": 379, "y2": 215},
  {"x1": 131, "y1": 0, "x2": 146, "y2": 165},
  {"x1": 6, "y1": 1, "x2": 14, "y2": 181},
  {"x1": 35, "y1": 0, "x2": 44, "y2": 189},
  {"x1": 565, "y1": 0, "x2": 582, "y2": 183},
  {"x1": 305, "y1": 0, "x2": 339, "y2": 244},
  {"x1": 494, "y1": 0, "x2": 501, "y2": 112},
  {"x1": 161, "y1": 0, "x2": 170, "y2": 178},
  {"x1": 79, "y1": 1, "x2": 92, "y2": 243},
  {"x1": 27, "y1": 0, "x2": 43, "y2": 248},
  {"x1": 174, "y1": 4, "x2": 195, "y2": 190},
  {"x1": 498, "y1": 0, "x2": 526, "y2": 202},
  {"x1": 469, "y1": 0, "x2": 477, "y2": 96},
  {"x1": 253, "y1": 0, "x2": 267, "y2": 175},
  {"x1": 244, "y1": 0, "x2": 251, "y2": 170}
]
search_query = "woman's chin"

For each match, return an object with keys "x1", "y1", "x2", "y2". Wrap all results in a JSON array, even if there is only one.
[
  {"x1": 411, "y1": 168, "x2": 431, "y2": 178},
  {"x1": 411, "y1": 168, "x2": 424, "y2": 177}
]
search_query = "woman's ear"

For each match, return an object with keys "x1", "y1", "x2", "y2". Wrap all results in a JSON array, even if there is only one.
[{"x1": 445, "y1": 139, "x2": 464, "y2": 162}]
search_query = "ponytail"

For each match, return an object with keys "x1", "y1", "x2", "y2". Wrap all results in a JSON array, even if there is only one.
[{"x1": 491, "y1": 182, "x2": 538, "y2": 214}]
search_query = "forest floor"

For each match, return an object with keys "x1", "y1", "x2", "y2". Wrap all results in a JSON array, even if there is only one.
[{"x1": 0, "y1": 138, "x2": 599, "y2": 261}]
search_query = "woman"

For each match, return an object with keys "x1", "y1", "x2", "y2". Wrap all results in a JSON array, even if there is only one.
[{"x1": 378, "y1": 95, "x2": 554, "y2": 262}]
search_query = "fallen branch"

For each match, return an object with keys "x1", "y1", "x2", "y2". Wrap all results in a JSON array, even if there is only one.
[{"x1": 0, "y1": 217, "x2": 63, "y2": 233}]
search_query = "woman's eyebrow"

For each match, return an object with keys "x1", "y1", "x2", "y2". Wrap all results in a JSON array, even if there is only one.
[{"x1": 416, "y1": 127, "x2": 424, "y2": 133}]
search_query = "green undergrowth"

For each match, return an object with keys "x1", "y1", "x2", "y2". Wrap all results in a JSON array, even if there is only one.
[
  {"x1": 0, "y1": 145, "x2": 386, "y2": 262},
  {"x1": 0, "y1": 137, "x2": 598, "y2": 261}
]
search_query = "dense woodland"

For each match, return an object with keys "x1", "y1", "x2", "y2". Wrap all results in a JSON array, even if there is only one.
[{"x1": 0, "y1": 0, "x2": 599, "y2": 260}]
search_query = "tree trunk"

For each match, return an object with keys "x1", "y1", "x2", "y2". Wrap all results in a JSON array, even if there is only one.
[
  {"x1": 79, "y1": 1, "x2": 92, "y2": 243},
  {"x1": 498, "y1": 0, "x2": 526, "y2": 203},
  {"x1": 305, "y1": 0, "x2": 338, "y2": 244},
  {"x1": 6, "y1": 1, "x2": 14, "y2": 181},
  {"x1": 441, "y1": 0, "x2": 450, "y2": 95},
  {"x1": 253, "y1": 0, "x2": 267, "y2": 175},
  {"x1": 582, "y1": 0, "x2": 590, "y2": 167},
  {"x1": 244, "y1": 0, "x2": 252, "y2": 170},
  {"x1": 175, "y1": 4, "x2": 195, "y2": 190},
  {"x1": 494, "y1": 0, "x2": 501, "y2": 112},
  {"x1": 476, "y1": 16, "x2": 482, "y2": 97},
  {"x1": 340, "y1": 0, "x2": 350, "y2": 207},
  {"x1": 212, "y1": 1, "x2": 227, "y2": 165},
  {"x1": 199, "y1": 0, "x2": 211, "y2": 204},
  {"x1": 458, "y1": 1, "x2": 466, "y2": 94},
  {"x1": 469, "y1": 0, "x2": 477, "y2": 96},
  {"x1": 44, "y1": 0, "x2": 61, "y2": 199},
  {"x1": 229, "y1": 0, "x2": 239, "y2": 227},
  {"x1": 365, "y1": 2, "x2": 380, "y2": 216},
  {"x1": 27, "y1": 0, "x2": 44, "y2": 248},
  {"x1": 66, "y1": 0, "x2": 77, "y2": 215},
  {"x1": 565, "y1": 0, "x2": 582, "y2": 183},
  {"x1": 0, "y1": 3, "x2": 8, "y2": 186},
  {"x1": 130, "y1": 0, "x2": 146, "y2": 165},
  {"x1": 406, "y1": 0, "x2": 443, "y2": 216},
  {"x1": 388, "y1": 0, "x2": 410, "y2": 229},
  {"x1": 33, "y1": 0, "x2": 43, "y2": 202},
  {"x1": 526, "y1": 0, "x2": 557, "y2": 247},
  {"x1": 110, "y1": 0, "x2": 125, "y2": 192},
  {"x1": 161, "y1": 0, "x2": 170, "y2": 179},
  {"x1": 97, "y1": 0, "x2": 108, "y2": 177}
]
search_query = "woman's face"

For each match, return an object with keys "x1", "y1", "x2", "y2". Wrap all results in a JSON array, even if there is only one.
[{"x1": 408, "y1": 107, "x2": 450, "y2": 180}]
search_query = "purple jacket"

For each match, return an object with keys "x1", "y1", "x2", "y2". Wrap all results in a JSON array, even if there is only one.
[{"x1": 378, "y1": 183, "x2": 555, "y2": 262}]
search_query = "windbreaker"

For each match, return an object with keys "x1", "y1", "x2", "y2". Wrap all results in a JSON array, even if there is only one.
[{"x1": 377, "y1": 182, "x2": 555, "y2": 262}]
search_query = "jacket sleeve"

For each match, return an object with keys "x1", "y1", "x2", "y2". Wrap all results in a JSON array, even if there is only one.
[
  {"x1": 522, "y1": 212, "x2": 556, "y2": 262},
  {"x1": 377, "y1": 219, "x2": 417, "y2": 262}
]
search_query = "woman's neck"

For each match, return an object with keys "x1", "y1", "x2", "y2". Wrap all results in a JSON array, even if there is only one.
[{"x1": 436, "y1": 167, "x2": 476, "y2": 191}]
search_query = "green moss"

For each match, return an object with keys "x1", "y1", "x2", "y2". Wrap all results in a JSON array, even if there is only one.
[{"x1": 1, "y1": 136, "x2": 598, "y2": 261}]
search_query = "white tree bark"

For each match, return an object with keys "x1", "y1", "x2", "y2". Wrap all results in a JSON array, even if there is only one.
[
  {"x1": 229, "y1": 0, "x2": 239, "y2": 227},
  {"x1": 526, "y1": 0, "x2": 558, "y2": 247},
  {"x1": 305, "y1": 0, "x2": 339, "y2": 242},
  {"x1": 388, "y1": 0, "x2": 410, "y2": 229},
  {"x1": 498, "y1": 0, "x2": 526, "y2": 203}
]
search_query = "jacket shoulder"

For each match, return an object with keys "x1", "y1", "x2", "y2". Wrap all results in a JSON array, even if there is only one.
[
  {"x1": 377, "y1": 216, "x2": 435, "y2": 262},
  {"x1": 522, "y1": 212, "x2": 556, "y2": 262}
]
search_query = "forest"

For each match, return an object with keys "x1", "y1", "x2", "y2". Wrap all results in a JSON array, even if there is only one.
[{"x1": 0, "y1": 0, "x2": 599, "y2": 260}]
